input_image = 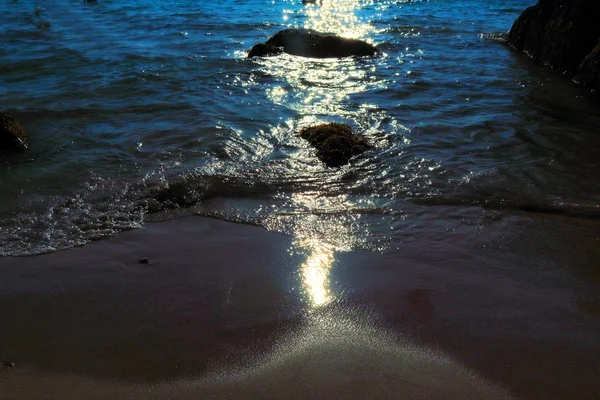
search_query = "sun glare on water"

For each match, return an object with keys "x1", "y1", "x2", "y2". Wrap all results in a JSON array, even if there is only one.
[
  {"x1": 288, "y1": 193, "x2": 362, "y2": 307},
  {"x1": 302, "y1": 0, "x2": 375, "y2": 39}
]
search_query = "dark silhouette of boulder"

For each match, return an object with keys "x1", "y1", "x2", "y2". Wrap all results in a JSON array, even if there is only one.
[
  {"x1": 0, "y1": 113, "x2": 28, "y2": 152},
  {"x1": 248, "y1": 29, "x2": 378, "y2": 59},
  {"x1": 248, "y1": 43, "x2": 283, "y2": 58},
  {"x1": 575, "y1": 40, "x2": 600, "y2": 92},
  {"x1": 299, "y1": 123, "x2": 372, "y2": 167},
  {"x1": 507, "y1": 0, "x2": 600, "y2": 91}
]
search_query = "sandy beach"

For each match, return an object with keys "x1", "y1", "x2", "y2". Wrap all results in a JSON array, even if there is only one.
[{"x1": 1, "y1": 214, "x2": 599, "y2": 399}]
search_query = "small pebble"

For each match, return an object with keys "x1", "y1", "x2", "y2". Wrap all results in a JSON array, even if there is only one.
[
  {"x1": 139, "y1": 258, "x2": 149, "y2": 264},
  {"x1": 3, "y1": 361, "x2": 15, "y2": 368}
]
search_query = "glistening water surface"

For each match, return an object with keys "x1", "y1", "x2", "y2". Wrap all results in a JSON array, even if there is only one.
[{"x1": 1, "y1": 0, "x2": 599, "y2": 283}]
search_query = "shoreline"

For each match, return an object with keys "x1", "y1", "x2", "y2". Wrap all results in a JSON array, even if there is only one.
[{"x1": 1, "y1": 215, "x2": 599, "y2": 399}]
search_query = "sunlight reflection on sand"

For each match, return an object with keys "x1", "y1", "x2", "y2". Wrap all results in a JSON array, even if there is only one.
[
  {"x1": 1, "y1": 309, "x2": 514, "y2": 400},
  {"x1": 297, "y1": 238, "x2": 334, "y2": 306}
]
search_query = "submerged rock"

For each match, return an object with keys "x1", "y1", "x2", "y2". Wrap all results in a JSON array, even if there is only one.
[
  {"x1": 151, "y1": 179, "x2": 198, "y2": 209},
  {"x1": 36, "y1": 21, "x2": 51, "y2": 29},
  {"x1": 249, "y1": 29, "x2": 378, "y2": 59},
  {"x1": 299, "y1": 123, "x2": 372, "y2": 167},
  {"x1": 507, "y1": 0, "x2": 600, "y2": 91},
  {"x1": 0, "y1": 113, "x2": 28, "y2": 151}
]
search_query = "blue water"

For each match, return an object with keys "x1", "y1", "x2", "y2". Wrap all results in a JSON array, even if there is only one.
[{"x1": 1, "y1": 0, "x2": 600, "y2": 256}]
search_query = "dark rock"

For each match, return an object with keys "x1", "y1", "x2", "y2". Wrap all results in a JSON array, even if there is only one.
[
  {"x1": 139, "y1": 258, "x2": 149, "y2": 264},
  {"x1": 267, "y1": 29, "x2": 379, "y2": 58},
  {"x1": 575, "y1": 40, "x2": 600, "y2": 92},
  {"x1": 249, "y1": 29, "x2": 379, "y2": 59},
  {"x1": 299, "y1": 123, "x2": 372, "y2": 167},
  {"x1": 0, "y1": 113, "x2": 28, "y2": 151},
  {"x1": 248, "y1": 43, "x2": 283, "y2": 58},
  {"x1": 507, "y1": 0, "x2": 600, "y2": 91}
]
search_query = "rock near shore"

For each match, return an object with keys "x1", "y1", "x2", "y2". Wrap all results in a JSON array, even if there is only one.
[
  {"x1": 249, "y1": 29, "x2": 378, "y2": 59},
  {"x1": 299, "y1": 123, "x2": 372, "y2": 167},
  {"x1": 507, "y1": 0, "x2": 600, "y2": 92},
  {"x1": 0, "y1": 113, "x2": 28, "y2": 151},
  {"x1": 575, "y1": 41, "x2": 600, "y2": 90},
  {"x1": 247, "y1": 43, "x2": 283, "y2": 58}
]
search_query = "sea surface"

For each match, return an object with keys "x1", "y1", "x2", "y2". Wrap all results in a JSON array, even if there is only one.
[{"x1": 1, "y1": 0, "x2": 599, "y2": 259}]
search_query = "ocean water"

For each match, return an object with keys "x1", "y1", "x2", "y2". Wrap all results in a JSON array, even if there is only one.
[{"x1": 1, "y1": 0, "x2": 600, "y2": 256}]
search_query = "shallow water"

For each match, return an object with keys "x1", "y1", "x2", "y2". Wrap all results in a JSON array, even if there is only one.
[{"x1": 1, "y1": 0, "x2": 600, "y2": 257}]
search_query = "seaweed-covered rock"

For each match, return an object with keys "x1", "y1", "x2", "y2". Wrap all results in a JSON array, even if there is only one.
[
  {"x1": 299, "y1": 123, "x2": 372, "y2": 167},
  {"x1": 0, "y1": 113, "x2": 28, "y2": 151},
  {"x1": 507, "y1": 0, "x2": 600, "y2": 91},
  {"x1": 249, "y1": 29, "x2": 378, "y2": 59},
  {"x1": 248, "y1": 43, "x2": 283, "y2": 58}
]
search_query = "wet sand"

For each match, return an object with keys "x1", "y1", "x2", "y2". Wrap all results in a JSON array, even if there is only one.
[{"x1": 1, "y1": 215, "x2": 599, "y2": 399}]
